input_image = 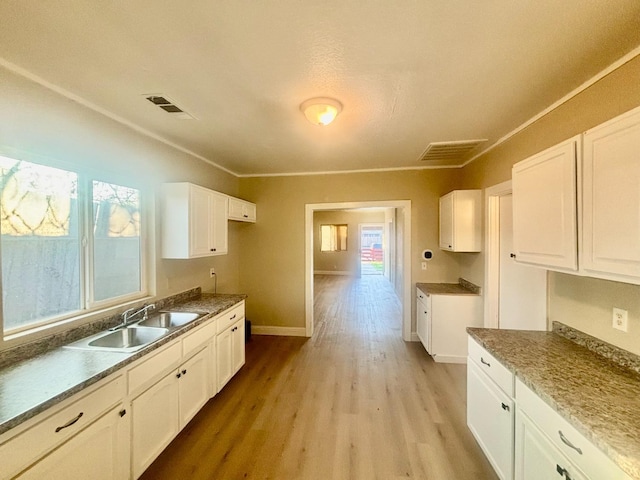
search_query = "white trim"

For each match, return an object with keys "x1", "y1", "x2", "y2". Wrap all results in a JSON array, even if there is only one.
[
  {"x1": 0, "y1": 58, "x2": 238, "y2": 178},
  {"x1": 314, "y1": 270, "x2": 353, "y2": 276},
  {"x1": 411, "y1": 332, "x2": 420, "y2": 342},
  {"x1": 251, "y1": 326, "x2": 307, "y2": 337},
  {"x1": 239, "y1": 164, "x2": 460, "y2": 178},
  {"x1": 433, "y1": 355, "x2": 467, "y2": 364},
  {"x1": 305, "y1": 200, "x2": 412, "y2": 341},
  {"x1": 484, "y1": 180, "x2": 512, "y2": 329},
  {"x1": 463, "y1": 45, "x2": 640, "y2": 168}
]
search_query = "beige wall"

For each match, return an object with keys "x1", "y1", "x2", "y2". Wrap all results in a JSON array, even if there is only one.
[
  {"x1": 238, "y1": 170, "x2": 460, "y2": 329},
  {"x1": 0, "y1": 66, "x2": 240, "y2": 308},
  {"x1": 313, "y1": 210, "x2": 385, "y2": 274},
  {"x1": 458, "y1": 55, "x2": 640, "y2": 354}
]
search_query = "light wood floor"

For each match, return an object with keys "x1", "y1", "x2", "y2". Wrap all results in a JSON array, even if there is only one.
[{"x1": 141, "y1": 275, "x2": 497, "y2": 479}]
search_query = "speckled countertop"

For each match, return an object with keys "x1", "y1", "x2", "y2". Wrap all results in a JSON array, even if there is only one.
[
  {"x1": 416, "y1": 277, "x2": 480, "y2": 295},
  {"x1": 0, "y1": 292, "x2": 246, "y2": 436},
  {"x1": 468, "y1": 325, "x2": 640, "y2": 479}
]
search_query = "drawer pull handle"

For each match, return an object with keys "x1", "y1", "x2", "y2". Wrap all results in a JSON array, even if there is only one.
[
  {"x1": 55, "y1": 412, "x2": 83, "y2": 432},
  {"x1": 556, "y1": 464, "x2": 573, "y2": 479},
  {"x1": 230, "y1": 314, "x2": 237, "y2": 320},
  {"x1": 558, "y1": 430, "x2": 582, "y2": 455},
  {"x1": 501, "y1": 403, "x2": 510, "y2": 412},
  {"x1": 480, "y1": 357, "x2": 491, "y2": 367}
]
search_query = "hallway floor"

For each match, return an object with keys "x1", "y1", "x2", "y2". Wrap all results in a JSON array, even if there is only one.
[{"x1": 141, "y1": 275, "x2": 497, "y2": 479}]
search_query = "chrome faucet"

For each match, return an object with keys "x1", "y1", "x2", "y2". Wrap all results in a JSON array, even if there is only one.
[{"x1": 111, "y1": 303, "x2": 156, "y2": 330}]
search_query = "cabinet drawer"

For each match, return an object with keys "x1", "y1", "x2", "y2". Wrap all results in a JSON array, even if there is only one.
[
  {"x1": 516, "y1": 379, "x2": 630, "y2": 480},
  {"x1": 183, "y1": 317, "x2": 217, "y2": 358},
  {"x1": 468, "y1": 336, "x2": 514, "y2": 396},
  {"x1": 128, "y1": 340, "x2": 181, "y2": 394},
  {"x1": 0, "y1": 374, "x2": 124, "y2": 478},
  {"x1": 416, "y1": 288, "x2": 428, "y2": 304},
  {"x1": 216, "y1": 302, "x2": 245, "y2": 334}
]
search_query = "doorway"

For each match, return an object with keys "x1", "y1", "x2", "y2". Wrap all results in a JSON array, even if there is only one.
[
  {"x1": 485, "y1": 181, "x2": 547, "y2": 330},
  {"x1": 359, "y1": 223, "x2": 384, "y2": 276},
  {"x1": 305, "y1": 201, "x2": 412, "y2": 341}
]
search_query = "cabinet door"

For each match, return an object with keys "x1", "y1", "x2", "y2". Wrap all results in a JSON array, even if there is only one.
[
  {"x1": 189, "y1": 185, "x2": 214, "y2": 257},
  {"x1": 18, "y1": 405, "x2": 129, "y2": 480},
  {"x1": 216, "y1": 326, "x2": 233, "y2": 392},
  {"x1": 210, "y1": 191, "x2": 228, "y2": 255},
  {"x1": 231, "y1": 318, "x2": 245, "y2": 374},
  {"x1": 416, "y1": 298, "x2": 430, "y2": 353},
  {"x1": 439, "y1": 193, "x2": 454, "y2": 250},
  {"x1": 179, "y1": 347, "x2": 210, "y2": 427},
  {"x1": 131, "y1": 373, "x2": 180, "y2": 478},
  {"x1": 515, "y1": 410, "x2": 586, "y2": 480},
  {"x1": 582, "y1": 107, "x2": 640, "y2": 283},
  {"x1": 512, "y1": 137, "x2": 578, "y2": 271},
  {"x1": 467, "y1": 359, "x2": 514, "y2": 480}
]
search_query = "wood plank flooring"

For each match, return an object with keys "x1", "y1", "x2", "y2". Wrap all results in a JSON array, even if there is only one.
[{"x1": 140, "y1": 275, "x2": 497, "y2": 479}]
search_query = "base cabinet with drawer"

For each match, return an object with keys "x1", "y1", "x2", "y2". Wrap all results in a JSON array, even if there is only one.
[{"x1": 467, "y1": 337, "x2": 515, "y2": 480}]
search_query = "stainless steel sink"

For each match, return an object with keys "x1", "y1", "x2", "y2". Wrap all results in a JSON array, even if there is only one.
[
  {"x1": 136, "y1": 311, "x2": 201, "y2": 329},
  {"x1": 65, "y1": 326, "x2": 169, "y2": 353}
]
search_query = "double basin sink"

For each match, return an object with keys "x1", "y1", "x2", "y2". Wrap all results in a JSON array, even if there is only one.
[{"x1": 66, "y1": 311, "x2": 204, "y2": 353}]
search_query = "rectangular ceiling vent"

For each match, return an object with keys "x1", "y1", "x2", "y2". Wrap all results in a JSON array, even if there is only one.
[
  {"x1": 143, "y1": 94, "x2": 195, "y2": 120},
  {"x1": 418, "y1": 139, "x2": 487, "y2": 166}
]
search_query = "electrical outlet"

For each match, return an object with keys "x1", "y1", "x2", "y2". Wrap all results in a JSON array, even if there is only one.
[
  {"x1": 421, "y1": 262, "x2": 427, "y2": 270},
  {"x1": 209, "y1": 268, "x2": 216, "y2": 278},
  {"x1": 612, "y1": 307, "x2": 628, "y2": 332}
]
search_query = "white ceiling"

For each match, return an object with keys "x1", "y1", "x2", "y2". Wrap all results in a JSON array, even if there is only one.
[{"x1": 1, "y1": 1, "x2": 640, "y2": 176}]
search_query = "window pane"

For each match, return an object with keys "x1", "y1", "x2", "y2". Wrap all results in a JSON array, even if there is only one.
[
  {"x1": 92, "y1": 181, "x2": 141, "y2": 302},
  {"x1": 0, "y1": 157, "x2": 80, "y2": 330}
]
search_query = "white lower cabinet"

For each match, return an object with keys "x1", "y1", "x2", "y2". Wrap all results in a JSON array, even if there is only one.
[
  {"x1": 467, "y1": 338, "x2": 515, "y2": 480},
  {"x1": 18, "y1": 404, "x2": 130, "y2": 480},
  {"x1": 131, "y1": 346, "x2": 209, "y2": 478},
  {"x1": 515, "y1": 409, "x2": 586, "y2": 480},
  {"x1": 416, "y1": 288, "x2": 430, "y2": 352},
  {"x1": 217, "y1": 317, "x2": 245, "y2": 392}
]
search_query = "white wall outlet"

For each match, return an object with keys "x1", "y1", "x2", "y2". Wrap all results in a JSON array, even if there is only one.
[
  {"x1": 209, "y1": 268, "x2": 216, "y2": 278},
  {"x1": 421, "y1": 262, "x2": 427, "y2": 270},
  {"x1": 612, "y1": 307, "x2": 628, "y2": 332}
]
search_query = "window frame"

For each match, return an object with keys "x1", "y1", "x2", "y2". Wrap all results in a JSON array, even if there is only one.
[
  {"x1": 320, "y1": 224, "x2": 348, "y2": 252},
  {"x1": 0, "y1": 154, "x2": 152, "y2": 340}
]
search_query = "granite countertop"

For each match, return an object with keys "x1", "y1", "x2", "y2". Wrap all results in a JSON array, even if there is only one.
[
  {"x1": 468, "y1": 326, "x2": 640, "y2": 479},
  {"x1": 0, "y1": 293, "x2": 246, "y2": 436},
  {"x1": 416, "y1": 277, "x2": 480, "y2": 296}
]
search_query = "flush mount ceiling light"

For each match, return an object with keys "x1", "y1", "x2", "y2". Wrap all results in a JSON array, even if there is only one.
[{"x1": 300, "y1": 97, "x2": 343, "y2": 126}]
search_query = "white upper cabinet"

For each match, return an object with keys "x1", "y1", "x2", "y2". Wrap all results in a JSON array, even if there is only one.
[
  {"x1": 582, "y1": 107, "x2": 640, "y2": 283},
  {"x1": 512, "y1": 136, "x2": 579, "y2": 272},
  {"x1": 439, "y1": 190, "x2": 482, "y2": 252},
  {"x1": 228, "y1": 196, "x2": 256, "y2": 223},
  {"x1": 161, "y1": 183, "x2": 228, "y2": 259}
]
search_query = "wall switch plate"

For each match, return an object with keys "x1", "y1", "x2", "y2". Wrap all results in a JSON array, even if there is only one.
[
  {"x1": 421, "y1": 262, "x2": 427, "y2": 270},
  {"x1": 209, "y1": 268, "x2": 216, "y2": 278},
  {"x1": 612, "y1": 307, "x2": 628, "y2": 332}
]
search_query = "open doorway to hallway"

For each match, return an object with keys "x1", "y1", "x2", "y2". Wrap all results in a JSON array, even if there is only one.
[
  {"x1": 305, "y1": 200, "x2": 412, "y2": 341},
  {"x1": 359, "y1": 223, "x2": 384, "y2": 276}
]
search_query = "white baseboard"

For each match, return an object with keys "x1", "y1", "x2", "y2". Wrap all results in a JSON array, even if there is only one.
[
  {"x1": 433, "y1": 355, "x2": 467, "y2": 364},
  {"x1": 314, "y1": 270, "x2": 352, "y2": 276},
  {"x1": 251, "y1": 326, "x2": 307, "y2": 337},
  {"x1": 410, "y1": 332, "x2": 420, "y2": 342}
]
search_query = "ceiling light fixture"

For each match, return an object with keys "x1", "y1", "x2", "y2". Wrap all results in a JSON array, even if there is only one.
[{"x1": 300, "y1": 97, "x2": 343, "y2": 126}]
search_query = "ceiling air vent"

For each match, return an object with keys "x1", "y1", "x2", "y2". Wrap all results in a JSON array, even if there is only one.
[
  {"x1": 418, "y1": 139, "x2": 487, "y2": 167},
  {"x1": 143, "y1": 94, "x2": 195, "y2": 120}
]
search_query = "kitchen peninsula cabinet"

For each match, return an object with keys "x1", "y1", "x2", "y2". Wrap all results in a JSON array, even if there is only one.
[{"x1": 161, "y1": 182, "x2": 228, "y2": 259}]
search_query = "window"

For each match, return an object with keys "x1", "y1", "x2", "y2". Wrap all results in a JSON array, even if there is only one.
[
  {"x1": 320, "y1": 224, "x2": 347, "y2": 252},
  {"x1": 0, "y1": 156, "x2": 147, "y2": 335}
]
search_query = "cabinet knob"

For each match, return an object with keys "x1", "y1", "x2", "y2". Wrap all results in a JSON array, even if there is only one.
[
  {"x1": 556, "y1": 464, "x2": 572, "y2": 479},
  {"x1": 243, "y1": 214, "x2": 248, "y2": 218},
  {"x1": 119, "y1": 409, "x2": 127, "y2": 417},
  {"x1": 182, "y1": 369, "x2": 187, "y2": 375},
  {"x1": 176, "y1": 373, "x2": 182, "y2": 378},
  {"x1": 510, "y1": 253, "x2": 516, "y2": 258},
  {"x1": 501, "y1": 403, "x2": 510, "y2": 412}
]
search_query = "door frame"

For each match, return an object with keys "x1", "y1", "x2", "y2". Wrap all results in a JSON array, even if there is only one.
[
  {"x1": 305, "y1": 200, "x2": 412, "y2": 341},
  {"x1": 484, "y1": 180, "x2": 512, "y2": 328}
]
